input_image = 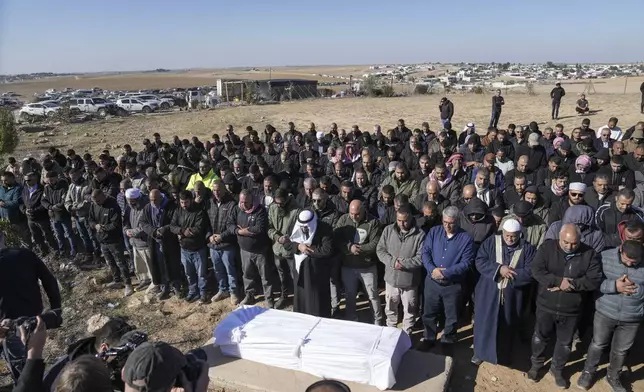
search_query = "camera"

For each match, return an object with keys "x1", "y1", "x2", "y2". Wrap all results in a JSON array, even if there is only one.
[
  {"x1": 176, "y1": 348, "x2": 208, "y2": 390},
  {"x1": 12, "y1": 309, "x2": 63, "y2": 335}
]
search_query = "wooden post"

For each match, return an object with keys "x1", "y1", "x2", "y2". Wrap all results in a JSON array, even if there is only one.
[{"x1": 624, "y1": 76, "x2": 628, "y2": 94}]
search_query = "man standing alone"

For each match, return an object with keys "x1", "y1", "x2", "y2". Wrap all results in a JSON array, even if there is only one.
[
  {"x1": 551, "y1": 82, "x2": 566, "y2": 120},
  {"x1": 490, "y1": 90, "x2": 505, "y2": 128},
  {"x1": 640, "y1": 81, "x2": 644, "y2": 113},
  {"x1": 439, "y1": 97, "x2": 454, "y2": 128}
]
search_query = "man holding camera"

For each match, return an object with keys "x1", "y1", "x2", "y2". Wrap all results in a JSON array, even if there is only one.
[{"x1": 0, "y1": 232, "x2": 61, "y2": 384}]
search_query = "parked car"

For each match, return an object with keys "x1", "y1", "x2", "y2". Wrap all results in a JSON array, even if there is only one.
[
  {"x1": 0, "y1": 98, "x2": 22, "y2": 109},
  {"x1": 19, "y1": 102, "x2": 61, "y2": 119},
  {"x1": 134, "y1": 94, "x2": 173, "y2": 110},
  {"x1": 66, "y1": 97, "x2": 116, "y2": 117},
  {"x1": 116, "y1": 98, "x2": 158, "y2": 114}
]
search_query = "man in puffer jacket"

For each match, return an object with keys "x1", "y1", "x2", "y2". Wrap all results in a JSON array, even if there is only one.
[
  {"x1": 41, "y1": 171, "x2": 76, "y2": 259},
  {"x1": 576, "y1": 240, "x2": 644, "y2": 392},
  {"x1": 376, "y1": 206, "x2": 424, "y2": 334},
  {"x1": 545, "y1": 205, "x2": 605, "y2": 253}
]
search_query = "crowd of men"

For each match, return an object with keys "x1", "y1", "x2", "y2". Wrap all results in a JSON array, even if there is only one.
[{"x1": 2, "y1": 114, "x2": 644, "y2": 391}]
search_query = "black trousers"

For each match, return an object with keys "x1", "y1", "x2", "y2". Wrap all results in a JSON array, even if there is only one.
[
  {"x1": 531, "y1": 308, "x2": 578, "y2": 371},
  {"x1": 27, "y1": 219, "x2": 57, "y2": 252},
  {"x1": 490, "y1": 110, "x2": 501, "y2": 128},
  {"x1": 422, "y1": 278, "x2": 462, "y2": 343},
  {"x1": 275, "y1": 256, "x2": 295, "y2": 296},
  {"x1": 551, "y1": 100, "x2": 561, "y2": 119},
  {"x1": 101, "y1": 242, "x2": 132, "y2": 285}
]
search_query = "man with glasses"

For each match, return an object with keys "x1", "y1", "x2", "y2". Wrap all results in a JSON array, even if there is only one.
[
  {"x1": 21, "y1": 173, "x2": 57, "y2": 257},
  {"x1": 548, "y1": 182, "x2": 588, "y2": 226},
  {"x1": 418, "y1": 206, "x2": 475, "y2": 351}
]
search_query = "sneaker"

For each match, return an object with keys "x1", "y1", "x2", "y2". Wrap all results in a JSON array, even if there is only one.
[
  {"x1": 135, "y1": 280, "x2": 151, "y2": 292},
  {"x1": 230, "y1": 293, "x2": 240, "y2": 306},
  {"x1": 527, "y1": 365, "x2": 541, "y2": 382},
  {"x1": 106, "y1": 281, "x2": 124, "y2": 289},
  {"x1": 471, "y1": 355, "x2": 483, "y2": 366},
  {"x1": 264, "y1": 297, "x2": 275, "y2": 309},
  {"x1": 198, "y1": 295, "x2": 211, "y2": 305},
  {"x1": 273, "y1": 296, "x2": 287, "y2": 309},
  {"x1": 123, "y1": 284, "x2": 134, "y2": 297},
  {"x1": 146, "y1": 284, "x2": 160, "y2": 295},
  {"x1": 576, "y1": 371, "x2": 594, "y2": 390},
  {"x1": 605, "y1": 374, "x2": 627, "y2": 392},
  {"x1": 549, "y1": 369, "x2": 567, "y2": 389},
  {"x1": 415, "y1": 339, "x2": 435, "y2": 352},
  {"x1": 185, "y1": 292, "x2": 199, "y2": 303},
  {"x1": 211, "y1": 291, "x2": 230, "y2": 302},
  {"x1": 239, "y1": 293, "x2": 256, "y2": 306},
  {"x1": 157, "y1": 287, "x2": 170, "y2": 301}
]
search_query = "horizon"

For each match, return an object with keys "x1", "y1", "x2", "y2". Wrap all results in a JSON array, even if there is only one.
[{"x1": 1, "y1": 0, "x2": 643, "y2": 75}]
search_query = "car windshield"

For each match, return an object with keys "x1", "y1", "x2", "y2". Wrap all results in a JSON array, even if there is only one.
[{"x1": 92, "y1": 98, "x2": 106, "y2": 103}]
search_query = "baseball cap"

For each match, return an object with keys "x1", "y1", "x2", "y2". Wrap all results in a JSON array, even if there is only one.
[{"x1": 123, "y1": 342, "x2": 187, "y2": 391}]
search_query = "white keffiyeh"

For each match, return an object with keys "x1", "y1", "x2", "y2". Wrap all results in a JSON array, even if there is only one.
[{"x1": 290, "y1": 210, "x2": 318, "y2": 273}]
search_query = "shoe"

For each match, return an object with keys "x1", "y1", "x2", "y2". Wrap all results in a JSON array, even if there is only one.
[
  {"x1": 264, "y1": 297, "x2": 275, "y2": 309},
  {"x1": 605, "y1": 374, "x2": 627, "y2": 392},
  {"x1": 198, "y1": 295, "x2": 211, "y2": 305},
  {"x1": 549, "y1": 369, "x2": 567, "y2": 389},
  {"x1": 415, "y1": 339, "x2": 435, "y2": 352},
  {"x1": 576, "y1": 371, "x2": 594, "y2": 390},
  {"x1": 146, "y1": 284, "x2": 160, "y2": 295},
  {"x1": 185, "y1": 292, "x2": 199, "y2": 303},
  {"x1": 527, "y1": 365, "x2": 541, "y2": 382},
  {"x1": 172, "y1": 286, "x2": 185, "y2": 299},
  {"x1": 106, "y1": 281, "x2": 124, "y2": 289},
  {"x1": 135, "y1": 280, "x2": 151, "y2": 292},
  {"x1": 123, "y1": 284, "x2": 134, "y2": 297},
  {"x1": 471, "y1": 355, "x2": 482, "y2": 366},
  {"x1": 230, "y1": 293, "x2": 240, "y2": 306},
  {"x1": 239, "y1": 293, "x2": 256, "y2": 305},
  {"x1": 211, "y1": 291, "x2": 230, "y2": 302},
  {"x1": 157, "y1": 287, "x2": 170, "y2": 301},
  {"x1": 273, "y1": 295, "x2": 287, "y2": 309}
]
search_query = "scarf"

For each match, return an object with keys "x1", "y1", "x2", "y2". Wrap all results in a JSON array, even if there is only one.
[
  {"x1": 475, "y1": 185, "x2": 490, "y2": 205},
  {"x1": 429, "y1": 171, "x2": 453, "y2": 188},
  {"x1": 552, "y1": 182, "x2": 567, "y2": 197},
  {"x1": 290, "y1": 210, "x2": 318, "y2": 273},
  {"x1": 239, "y1": 195, "x2": 260, "y2": 214},
  {"x1": 575, "y1": 155, "x2": 592, "y2": 173}
]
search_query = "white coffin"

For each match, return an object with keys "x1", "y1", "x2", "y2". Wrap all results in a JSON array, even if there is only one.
[{"x1": 213, "y1": 306, "x2": 411, "y2": 390}]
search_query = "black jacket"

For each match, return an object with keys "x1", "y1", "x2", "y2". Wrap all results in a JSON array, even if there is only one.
[
  {"x1": 139, "y1": 198, "x2": 183, "y2": 284},
  {"x1": 13, "y1": 358, "x2": 45, "y2": 392},
  {"x1": 584, "y1": 188, "x2": 614, "y2": 211},
  {"x1": 169, "y1": 204, "x2": 208, "y2": 251},
  {"x1": 597, "y1": 166, "x2": 635, "y2": 193},
  {"x1": 532, "y1": 240, "x2": 602, "y2": 316},
  {"x1": 459, "y1": 198, "x2": 495, "y2": 246},
  {"x1": 515, "y1": 145, "x2": 548, "y2": 171},
  {"x1": 88, "y1": 197, "x2": 123, "y2": 244},
  {"x1": 316, "y1": 202, "x2": 341, "y2": 227},
  {"x1": 20, "y1": 184, "x2": 49, "y2": 221},
  {"x1": 550, "y1": 86, "x2": 566, "y2": 101},
  {"x1": 137, "y1": 149, "x2": 158, "y2": 167},
  {"x1": 231, "y1": 204, "x2": 270, "y2": 253},
  {"x1": 205, "y1": 196, "x2": 237, "y2": 249},
  {"x1": 42, "y1": 180, "x2": 70, "y2": 221},
  {"x1": 355, "y1": 185, "x2": 378, "y2": 215},
  {"x1": 492, "y1": 95, "x2": 504, "y2": 111},
  {"x1": 91, "y1": 173, "x2": 121, "y2": 198},
  {"x1": 595, "y1": 203, "x2": 644, "y2": 248},
  {"x1": 0, "y1": 248, "x2": 61, "y2": 321},
  {"x1": 439, "y1": 100, "x2": 454, "y2": 120}
]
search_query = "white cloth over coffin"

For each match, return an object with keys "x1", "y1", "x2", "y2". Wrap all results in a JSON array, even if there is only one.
[{"x1": 213, "y1": 306, "x2": 411, "y2": 390}]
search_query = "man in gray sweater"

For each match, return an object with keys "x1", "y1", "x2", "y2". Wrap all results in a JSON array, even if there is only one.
[
  {"x1": 576, "y1": 240, "x2": 644, "y2": 392},
  {"x1": 376, "y1": 206, "x2": 424, "y2": 334},
  {"x1": 124, "y1": 188, "x2": 154, "y2": 294}
]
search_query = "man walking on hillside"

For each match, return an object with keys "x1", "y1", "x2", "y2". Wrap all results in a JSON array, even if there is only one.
[
  {"x1": 490, "y1": 89, "x2": 505, "y2": 128},
  {"x1": 551, "y1": 82, "x2": 566, "y2": 120}
]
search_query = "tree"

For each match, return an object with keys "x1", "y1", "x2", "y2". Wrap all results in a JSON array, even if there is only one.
[
  {"x1": 0, "y1": 109, "x2": 18, "y2": 155},
  {"x1": 362, "y1": 75, "x2": 378, "y2": 96},
  {"x1": 546, "y1": 61, "x2": 556, "y2": 68},
  {"x1": 501, "y1": 62, "x2": 511, "y2": 71}
]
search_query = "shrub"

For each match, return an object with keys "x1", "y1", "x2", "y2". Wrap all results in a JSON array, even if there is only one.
[
  {"x1": 0, "y1": 109, "x2": 19, "y2": 155},
  {"x1": 362, "y1": 75, "x2": 378, "y2": 96},
  {"x1": 473, "y1": 86, "x2": 485, "y2": 94},
  {"x1": 414, "y1": 85, "x2": 429, "y2": 95},
  {"x1": 382, "y1": 84, "x2": 395, "y2": 97}
]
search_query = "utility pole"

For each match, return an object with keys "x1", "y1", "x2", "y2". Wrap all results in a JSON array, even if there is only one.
[{"x1": 269, "y1": 67, "x2": 272, "y2": 81}]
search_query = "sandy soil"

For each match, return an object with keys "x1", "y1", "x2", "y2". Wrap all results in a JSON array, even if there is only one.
[{"x1": 2, "y1": 86, "x2": 644, "y2": 392}]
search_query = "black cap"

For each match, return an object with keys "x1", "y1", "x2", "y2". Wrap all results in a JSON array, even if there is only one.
[
  {"x1": 582, "y1": 118, "x2": 590, "y2": 125},
  {"x1": 529, "y1": 121, "x2": 539, "y2": 131},
  {"x1": 490, "y1": 205, "x2": 505, "y2": 218},
  {"x1": 525, "y1": 186, "x2": 539, "y2": 194},
  {"x1": 124, "y1": 342, "x2": 186, "y2": 391},
  {"x1": 595, "y1": 148, "x2": 610, "y2": 161},
  {"x1": 223, "y1": 173, "x2": 237, "y2": 185},
  {"x1": 560, "y1": 140, "x2": 572, "y2": 150},
  {"x1": 514, "y1": 201, "x2": 534, "y2": 217}
]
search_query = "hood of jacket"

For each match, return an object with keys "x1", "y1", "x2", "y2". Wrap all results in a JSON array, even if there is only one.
[
  {"x1": 463, "y1": 198, "x2": 488, "y2": 217},
  {"x1": 562, "y1": 204, "x2": 595, "y2": 229}
]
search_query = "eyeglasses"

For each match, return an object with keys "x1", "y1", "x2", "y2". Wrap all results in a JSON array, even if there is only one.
[
  {"x1": 570, "y1": 192, "x2": 584, "y2": 197},
  {"x1": 311, "y1": 199, "x2": 323, "y2": 203}
]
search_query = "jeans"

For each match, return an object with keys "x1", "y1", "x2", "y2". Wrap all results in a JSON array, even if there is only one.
[
  {"x1": 385, "y1": 282, "x2": 418, "y2": 334},
  {"x1": 422, "y1": 278, "x2": 462, "y2": 343},
  {"x1": 101, "y1": 242, "x2": 131, "y2": 285},
  {"x1": 180, "y1": 248, "x2": 208, "y2": 296},
  {"x1": 531, "y1": 308, "x2": 578, "y2": 371},
  {"x1": 74, "y1": 216, "x2": 97, "y2": 254},
  {"x1": 275, "y1": 256, "x2": 295, "y2": 296},
  {"x1": 490, "y1": 110, "x2": 501, "y2": 128},
  {"x1": 441, "y1": 118, "x2": 450, "y2": 128},
  {"x1": 27, "y1": 219, "x2": 57, "y2": 253},
  {"x1": 583, "y1": 311, "x2": 641, "y2": 377},
  {"x1": 341, "y1": 265, "x2": 383, "y2": 325},
  {"x1": 240, "y1": 249, "x2": 274, "y2": 300},
  {"x1": 551, "y1": 100, "x2": 561, "y2": 119},
  {"x1": 210, "y1": 246, "x2": 238, "y2": 294},
  {"x1": 0, "y1": 332, "x2": 26, "y2": 384},
  {"x1": 51, "y1": 219, "x2": 76, "y2": 256}
]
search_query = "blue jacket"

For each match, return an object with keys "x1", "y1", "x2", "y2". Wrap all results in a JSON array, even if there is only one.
[
  {"x1": 0, "y1": 184, "x2": 24, "y2": 223},
  {"x1": 596, "y1": 248, "x2": 644, "y2": 323}
]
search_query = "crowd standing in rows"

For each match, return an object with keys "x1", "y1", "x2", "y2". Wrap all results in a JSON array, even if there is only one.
[{"x1": 1, "y1": 110, "x2": 644, "y2": 392}]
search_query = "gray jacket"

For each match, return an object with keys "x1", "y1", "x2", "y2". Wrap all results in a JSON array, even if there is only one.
[
  {"x1": 64, "y1": 180, "x2": 91, "y2": 217},
  {"x1": 126, "y1": 204, "x2": 148, "y2": 249},
  {"x1": 376, "y1": 222, "x2": 424, "y2": 289},
  {"x1": 597, "y1": 248, "x2": 644, "y2": 323}
]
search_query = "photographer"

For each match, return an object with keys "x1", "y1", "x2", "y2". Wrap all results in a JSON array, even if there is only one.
[
  {"x1": 42, "y1": 318, "x2": 135, "y2": 392},
  {"x1": 0, "y1": 232, "x2": 61, "y2": 383},
  {"x1": 3, "y1": 316, "x2": 47, "y2": 392},
  {"x1": 122, "y1": 342, "x2": 209, "y2": 392}
]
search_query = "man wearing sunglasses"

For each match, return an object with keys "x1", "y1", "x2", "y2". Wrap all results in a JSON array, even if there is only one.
[{"x1": 548, "y1": 182, "x2": 588, "y2": 226}]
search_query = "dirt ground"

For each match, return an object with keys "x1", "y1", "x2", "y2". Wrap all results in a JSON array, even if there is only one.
[{"x1": 2, "y1": 78, "x2": 644, "y2": 391}]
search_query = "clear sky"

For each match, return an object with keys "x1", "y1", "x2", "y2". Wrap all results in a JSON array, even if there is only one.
[{"x1": 1, "y1": 0, "x2": 642, "y2": 74}]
